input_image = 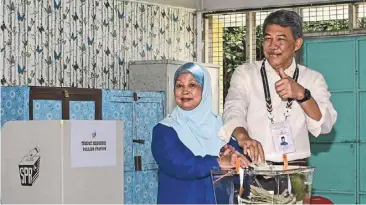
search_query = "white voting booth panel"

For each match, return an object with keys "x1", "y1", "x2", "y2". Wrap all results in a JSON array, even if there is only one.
[{"x1": 1, "y1": 120, "x2": 124, "y2": 204}]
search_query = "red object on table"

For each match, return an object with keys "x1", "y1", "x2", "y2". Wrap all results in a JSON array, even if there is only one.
[{"x1": 310, "y1": 196, "x2": 334, "y2": 204}]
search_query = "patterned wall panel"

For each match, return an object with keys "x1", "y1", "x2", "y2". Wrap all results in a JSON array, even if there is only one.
[
  {"x1": 0, "y1": 86, "x2": 29, "y2": 126},
  {"x1": 0, "y1": 0, "x2": 197, "y2": 89}
]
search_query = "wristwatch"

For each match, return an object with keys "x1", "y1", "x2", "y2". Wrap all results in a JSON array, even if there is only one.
[{"x1": 297, "y1": 88, "x2": 311, "y2": 103}]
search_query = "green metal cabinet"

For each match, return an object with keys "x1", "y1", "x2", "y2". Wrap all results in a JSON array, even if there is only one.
[
  {"x1": 302, "y1": 35, "x2": 366, "y2": 204},
  {"x1": 359, "y1": 37, "x2": 366, "y2": 205}
]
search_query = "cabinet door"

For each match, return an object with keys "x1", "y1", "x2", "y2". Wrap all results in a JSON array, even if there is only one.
[
  {"x1": 32, "y1": 99, "x2": 63, "y2": 120},
  {"x1": 134, "y1": 92, "x2": 165, "y2": 166},
  {"x1": 133, "y1": 170, "x2": 158, "y2": 204},
  {"x1": 30, "y1": 87, "x2": 102, "y2": 120},
  {"x1": 102, "y1": 90, "x2": 135, "y2": 166},
  {"x1": 1, "y1": 86, "x2": 30, "y2": 126},
  {"x1": 66, "y1": 88, "x2": 102, "y2": 120},
  {"x1": 29, "y1": 87, "x2": 64, "y2": 120},
  {"x1": 124, "y1": 171, "x2": 134, "y2": 204},
  {"x1": 124, "y1": 170, "x2": 158, "y2": 204},
  {"x1": 69, "y1": 101, "x2": 96, "y2": 120},
  {"x1": 101, "y1": 90, "x2": 163, "y2": 204},
  {"x1": 102, "y1": 90, "x2": 164, "y2": 167}
]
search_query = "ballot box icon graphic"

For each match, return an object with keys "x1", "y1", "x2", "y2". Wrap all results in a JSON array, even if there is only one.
[{"x1": 18, "y1": 147, "x2": 41, "y2": 186}]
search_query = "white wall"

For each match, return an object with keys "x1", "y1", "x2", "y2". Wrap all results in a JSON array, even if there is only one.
[{"x1": 201, "y1": 0, "x2": 356, "y2": 11}]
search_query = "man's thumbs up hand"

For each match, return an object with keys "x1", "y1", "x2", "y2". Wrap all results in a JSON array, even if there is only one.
[
  {"x1": 279, "y1": 68, "x2": 289, "y2": 79},
  {"x1": 275, "y1": 68, "x2": 304, "y2": 100}
]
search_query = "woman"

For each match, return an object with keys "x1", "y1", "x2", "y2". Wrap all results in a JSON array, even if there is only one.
[{"x1": 151, "y1": 62, "x2": 248, "y2": 204}]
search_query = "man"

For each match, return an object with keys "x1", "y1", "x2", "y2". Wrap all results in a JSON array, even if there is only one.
[{"x1": 220, "y1": 10, "x2": 337, "y2": 165}]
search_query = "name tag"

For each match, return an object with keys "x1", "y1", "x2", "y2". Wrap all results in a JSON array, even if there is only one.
[{"x1": 270, "y1": 121, "x2": 295, "y2": 154}]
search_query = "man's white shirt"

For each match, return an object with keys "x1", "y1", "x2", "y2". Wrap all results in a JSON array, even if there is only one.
[{"x1": 220, "y1": 59, "x2": 338, "y2": 162}]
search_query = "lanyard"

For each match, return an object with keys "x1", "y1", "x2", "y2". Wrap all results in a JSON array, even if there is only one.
[{"x1": 260, "y1": 59, "x2": 299, "y2": 124}]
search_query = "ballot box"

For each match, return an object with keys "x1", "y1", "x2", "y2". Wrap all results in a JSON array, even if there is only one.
[
  {"x1": 211, "y1": 165, "x2": 315, "y2": 204},
  {"x1": 1, "y1": 120, "x2": 124, "y2": 204}
]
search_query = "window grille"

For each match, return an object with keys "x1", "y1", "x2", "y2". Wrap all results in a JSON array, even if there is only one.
[
  {"x1": 356, "y1": 2, "x2": 366, "y2": 29},
  {"x1": 204, "y1": 13, "x2": 246, "y2": 114},
  {"x1": 255, "y1": 10, "x2": 274, "y2": 61},
  {"x1": 301, "y1": 4, "x2": 349, "y2": 33}
]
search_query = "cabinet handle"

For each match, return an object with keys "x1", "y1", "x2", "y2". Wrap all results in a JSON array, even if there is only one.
[
  {"x1": 134, "y1": 156, "x2": 142, "y2": 171},
  {"x1": 63, "y1": 90, "x2": 69, "y2": 98},
  {"x1": 132, "y1": 139, "x2": 145, "y2": 144},
  {"x1": 133, "y1": 92, "x2": 139, "y2": 101}
]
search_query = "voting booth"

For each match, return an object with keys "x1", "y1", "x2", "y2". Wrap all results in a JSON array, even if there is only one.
[{"x1": 1, "y1": 120, "x2": 124, "y2": 204}]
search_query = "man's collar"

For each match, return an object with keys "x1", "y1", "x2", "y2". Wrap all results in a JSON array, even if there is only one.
[{"x1": 264, "y1": 58, "x2": 296, "y2": 77}]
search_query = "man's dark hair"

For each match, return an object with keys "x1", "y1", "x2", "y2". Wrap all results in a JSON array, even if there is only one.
[{"x1": 263, "y1": 10, "x2": 303, "y2": 40}]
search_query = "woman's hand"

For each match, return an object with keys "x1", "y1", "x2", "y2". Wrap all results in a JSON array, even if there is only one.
[
  {"x1": 217, "y1": 151, "x2": 250, "y2": 169},
  {"x1": 219, "y1": 144, "x2": 235, "y2": 157}
]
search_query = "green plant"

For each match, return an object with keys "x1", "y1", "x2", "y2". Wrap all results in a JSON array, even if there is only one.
[
  {"x1": 303, "y1": 19, "x2": 349, "y2": 32},
  {"x1": 222, "y1": 26, "x2": 247, "y2": 99},
  {"x1": 359, "y1": 17, "x2": 366, "y2": 29}
]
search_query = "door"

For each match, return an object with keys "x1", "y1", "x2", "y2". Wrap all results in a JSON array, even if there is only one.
[
  {"x1": 102, "y1": 90, "x2": 165, "y2": 167},
  {"x1": 122, "y1": 170, "x2": 159, "y2": 204},
  {"x1": 359, "y1": 37, "x2": 366, "y2": 204},
  {"x1": 134, "y1": 91, "x2": 165, "y2": 168},
  {"x1": 133, "y1": 171, "x2": 158, "y2": 204},
  {"x1": 124, "y1": 171, "x2": 134, "y2": 204},
  {"x1": 102, "y1": 89, "x2": 135, "y2": 166},
  {"x1": 102, "y1": 89, "x2": 138, "y2": 204},
  {"x1": 302, "y1": 35, "x2": 366, "y2": 203},
  {"x1": 133, "y1": 92, "x2": 164, "y2": 204},
  {"x1": 102, "y1": 89, "x2": 164, "y2": 204}
]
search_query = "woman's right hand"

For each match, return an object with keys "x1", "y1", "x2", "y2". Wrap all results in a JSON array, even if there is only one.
[
  {"x1": 219, "y1": 144, "x2": 235, "y2": 157},
  {"x1": 217, "y1": 151, "x2": 250, "y2": 169}
]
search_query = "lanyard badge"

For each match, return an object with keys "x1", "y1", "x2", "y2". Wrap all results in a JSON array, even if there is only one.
[{"x1": 260, "y1": 59, "x2": 298, "y2": 154}]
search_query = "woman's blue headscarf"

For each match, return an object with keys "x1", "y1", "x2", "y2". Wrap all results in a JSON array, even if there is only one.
[{"x1": 159, "y1": 62, "x2": 225, "y2": 156}]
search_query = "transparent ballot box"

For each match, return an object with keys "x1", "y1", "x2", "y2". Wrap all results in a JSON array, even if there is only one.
[{"x1": 211, "y1": 165, "x2": 315, "y2": 204}]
